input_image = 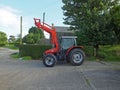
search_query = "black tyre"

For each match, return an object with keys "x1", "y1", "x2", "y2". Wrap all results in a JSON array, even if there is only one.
[
  {"x1": 69, "y1": 48, "x2": 85, "y2": 66},
  {"x1": 43, "y1": 54, "x2": 57, "y2": 67}
]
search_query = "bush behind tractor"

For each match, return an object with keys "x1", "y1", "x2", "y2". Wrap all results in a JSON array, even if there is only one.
[{"x1": 34, "y1": 18, "x2": 85, "y2": 67}]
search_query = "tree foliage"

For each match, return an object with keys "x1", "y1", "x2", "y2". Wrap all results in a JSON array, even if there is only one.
[
  {"x1": 110, "y1": 5, "x2": 120, "y2": 43},
  {"x1": 0, "y1": 31, "x2": 7, "y2": 46},
  {"x1": 22, "y1": 27, "x2": 44, "y2": 44},
  {"x1": 8, "y1": 35, "x2": 15, "y2": 43},
  {"x1": 62, "y1": 0, "x2": 119, "y2": 56}
]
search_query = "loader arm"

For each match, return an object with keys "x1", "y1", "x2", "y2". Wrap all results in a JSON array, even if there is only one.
[{"x1": 34, "y1": 18, "x2": 59, "y2": 54}]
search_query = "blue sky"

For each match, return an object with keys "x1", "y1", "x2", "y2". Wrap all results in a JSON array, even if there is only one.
[{"x1": 0, "y1": 0, "x2": 66, "y2": 37}]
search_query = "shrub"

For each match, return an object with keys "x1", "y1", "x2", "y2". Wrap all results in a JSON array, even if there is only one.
[
  {"x1": 99, "y1": 45, "x2": 120, "y2": 61},
  {"x1": 84, "y1": 45, "x2": 120, "y2": 61},
  {"x1": 0, "y1": 31, "x2": 7, "y2": 46},
  {"x1": 14, "y1": 43, "x2": 20, "y2": 47},
  {"x1": 5, "y1": 44, "x2": 18, "y2": 50},
  {"x1": 84, "y1": 46, "x2": 94, "y2": 57},
  {"x1": 19, "y1": 44, "x2": 51, "y2": 59}
]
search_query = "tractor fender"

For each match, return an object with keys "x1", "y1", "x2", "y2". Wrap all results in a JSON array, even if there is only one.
[{"x1": 66, "y1": 46, "x2": 84, "y2": 56}]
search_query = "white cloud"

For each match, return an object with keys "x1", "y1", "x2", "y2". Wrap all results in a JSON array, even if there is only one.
[
  {"x1": 0, "y1": 5, "x2": 29, "y2": 38},
  {"x1": 0, "y1": 5, "x2": 52, "y2": 39}
]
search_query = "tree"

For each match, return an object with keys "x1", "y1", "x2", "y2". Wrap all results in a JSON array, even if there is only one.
[
  {"x1": 8, "y1": 35, "x2": 15, "y2": 43},
  {"x1": 22, "y1": 27, "x2": 44, "y2": 44},
  {"x1": 0, "y1": 31, "x2": 7, "y2": 46},
  {"x1": 110, "y1": 5, "x2": 120, "y2": 43},
  {"x1": 62, "y1": 0, "x2": 119, "y2": 57},
  {"x1": 23, "y1": 33, "x2": 35, "y2": 44}
]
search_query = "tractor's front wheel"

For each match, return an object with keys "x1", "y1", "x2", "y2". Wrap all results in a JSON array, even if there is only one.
[
  {"x1": 69, "y1": 48, "x2": 85, "y2": 66},
  {"x1": 43, "y1": 54, "x2": 57, "y2": 67}
]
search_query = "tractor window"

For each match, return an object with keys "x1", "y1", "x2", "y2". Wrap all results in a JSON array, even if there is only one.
[{"x1": 61, "y1": 38, "x2": 75, "y2": 50}]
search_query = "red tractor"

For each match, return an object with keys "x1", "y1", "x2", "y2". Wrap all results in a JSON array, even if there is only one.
[{"x1": 34, "y1": 18, "x2": 85, "y2": 67}]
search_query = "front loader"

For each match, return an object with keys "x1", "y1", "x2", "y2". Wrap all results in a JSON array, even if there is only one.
[{"x1": 34, "y1": 18, "x2": 85, "y2": 67}]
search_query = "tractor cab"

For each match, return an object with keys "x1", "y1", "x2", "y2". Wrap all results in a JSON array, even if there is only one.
[
  {"x1": 59, "y1": 36, "x2": 77, "y2": 51},
  {"x1": 58, "y1": 36, "x2": 78, "y2": 60}
]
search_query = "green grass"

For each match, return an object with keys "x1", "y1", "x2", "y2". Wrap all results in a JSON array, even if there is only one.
[
  {"x1": 20, "y1": 56, "x2": 32, "y2": 60},
  {"x1": 11, "y1": 53, "x2": 20, "y2": 58},
  {"x1": 11, "y1": 53, "x2": 32, "y2": 60}
]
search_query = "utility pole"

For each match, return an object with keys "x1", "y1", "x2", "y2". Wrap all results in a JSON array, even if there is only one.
[
  {"x1": 20, "y1": 16, "x2": 22, "y2": 45},
  {"x1": 43, "y1": 12, "x2": 45, "y2": 25}
]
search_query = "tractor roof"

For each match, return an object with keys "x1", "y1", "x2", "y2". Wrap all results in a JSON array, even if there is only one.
[{"x1": 60, "y1": 36, "x2": 77, "y2": 39}]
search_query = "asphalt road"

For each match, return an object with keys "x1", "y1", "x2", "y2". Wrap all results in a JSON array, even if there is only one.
[{"x1": 0, "y1": 48, "x2": 120, "y2": 90}]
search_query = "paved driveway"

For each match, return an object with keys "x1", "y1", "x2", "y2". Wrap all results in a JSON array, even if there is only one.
[{"x1": 0, "y1": 48, "x2": 120, "y2": 90}]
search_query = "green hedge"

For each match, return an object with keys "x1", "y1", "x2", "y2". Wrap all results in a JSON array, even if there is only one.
[
  {"x1": 19, "y1": 45, "x2": 51, "y2": 59},
  {"x1": 0, "y1": 44, "x2": 6, "y2": 47}
]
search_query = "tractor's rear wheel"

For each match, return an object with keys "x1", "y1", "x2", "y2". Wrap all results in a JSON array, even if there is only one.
[
  {"x1": 69, "y1": 48, "x2": 85, "y2": 66},
  {"x1": 43, "y1": 54, "x2": 57, "y2": 67}
]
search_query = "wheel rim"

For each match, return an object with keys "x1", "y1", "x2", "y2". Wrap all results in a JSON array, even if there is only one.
[
  {"x1": 72, "y1": 52, "x2": 83, "y2": 63},
  {"x1": 45, "y1": 57, "x2": 54, "y2": 66}
]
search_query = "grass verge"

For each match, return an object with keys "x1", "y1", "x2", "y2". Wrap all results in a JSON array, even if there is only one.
[{"x1": 11, "y1": 52, "x2": 32, "y2": 60}]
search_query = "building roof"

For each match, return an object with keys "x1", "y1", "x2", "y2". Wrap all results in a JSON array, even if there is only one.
[
  {"x1": 55, "y1": 26, "x2": 74, "y2": 37},
  {"x1": 55, "y1": 26, "x2": 70, "y2": 32}
]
